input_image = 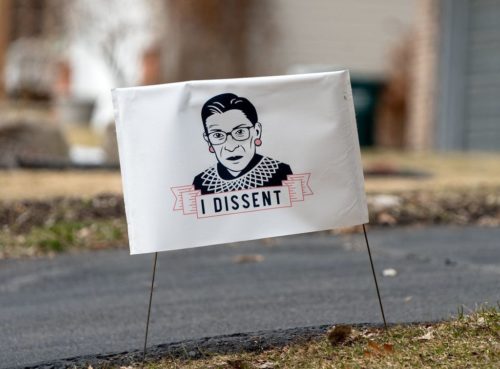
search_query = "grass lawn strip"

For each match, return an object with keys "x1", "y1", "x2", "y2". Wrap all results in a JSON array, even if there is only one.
[
  {"x1": 122, "y1": 308, "x2": 499, "y2": 369},
  {"x1": 1, "y1": 186, "x2": 499, "y2": 259},
  {"x1": 0, "y1": 218, "x2": 126, "y2": 259}
]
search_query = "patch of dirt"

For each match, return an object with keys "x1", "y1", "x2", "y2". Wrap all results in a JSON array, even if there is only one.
[
  {"x1": 367, "y1": 189, "x2": 500, "y2": 227},
  {"x1": 1, "y1": 187, "x2": 499, "y2": 235},
  {"x1": 0, "y1": 194, "x2": 124, "y2": 234}
]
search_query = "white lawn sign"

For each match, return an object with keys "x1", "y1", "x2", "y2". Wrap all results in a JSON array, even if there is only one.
[{"x1": 112, "y1": 71, "x2": 368, "y2": 254}]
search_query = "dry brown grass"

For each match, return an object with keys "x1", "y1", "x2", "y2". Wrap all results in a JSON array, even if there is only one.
[
  {"x1": 130, "y1": 308, "x2": 499, "y2": 369},
  {"x1": 0, "y1": 170, "x2": 122, "y2": 199},
  {"x1": 63, "y1": 125, "x2": 103, "y2": 147},
  {"x1": 2, "y1": 151, "x2": 500, "y2": 201},
  {"x1": 363, "y1": 150, "x2": 500, "y2": 193}
]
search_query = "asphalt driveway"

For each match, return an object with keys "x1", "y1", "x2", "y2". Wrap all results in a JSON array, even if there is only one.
[{"x1": 1, "y1": 226, "x2": 499, "y2": 368}]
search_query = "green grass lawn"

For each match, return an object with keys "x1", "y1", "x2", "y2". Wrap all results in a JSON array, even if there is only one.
[{"x1": 0, "y1": 218, "x2": 127, "y2": 259}]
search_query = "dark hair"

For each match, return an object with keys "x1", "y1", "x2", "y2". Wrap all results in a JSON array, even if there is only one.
[{"x1": 201, "y1": 93, "x2": 258, "y2": 133}]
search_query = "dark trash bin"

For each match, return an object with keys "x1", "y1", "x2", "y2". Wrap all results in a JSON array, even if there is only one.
[{"x1": 350, "y1": 78, "x2": 383, "y2": 147}]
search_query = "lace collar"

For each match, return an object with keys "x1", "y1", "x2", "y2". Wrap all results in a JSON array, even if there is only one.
[{"x1": 200, "y1": 156, "x2": 281, "y2": 193}]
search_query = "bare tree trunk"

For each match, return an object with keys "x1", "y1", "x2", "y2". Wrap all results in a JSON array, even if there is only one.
[
  {"x1": 164, "y1": 0, "x2": 253, "y2": 81},
  {"x1": 0, "y1": 0, "x2": 12, "y2": 99}
]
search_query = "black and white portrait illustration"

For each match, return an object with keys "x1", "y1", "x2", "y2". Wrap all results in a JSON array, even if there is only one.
[{"x1": 193, "y1": 93, "x2": 293, "y2": 194}]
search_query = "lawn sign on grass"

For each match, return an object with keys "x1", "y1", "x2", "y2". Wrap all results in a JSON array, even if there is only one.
[{"x1": 112, "y1": 71, "x2": 382, "y2": 361}]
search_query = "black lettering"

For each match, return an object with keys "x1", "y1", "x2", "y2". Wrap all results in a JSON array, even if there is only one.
[
  {"x1": 252, "y1": 192, "x2": 260, "y2": 208},
  {"x1": 242, "y1": 194, "x2": 250, "y2": 208},
  {"x1": 231, "y1": 195, "x2": 239, "y2": 210},
  {"x1": 273, "y1": 190, "x2": 282, "y2": 205},
  {"x1": 262, "y1": 191, "x2": 272, "y2": 206},
  {"x1": 224, "y1": 196, "x2": 229, "y2": 211},
  {"x1": 200, "y1": 199, "x2": 206, "y2": 214},
  {"x1": 214, "y1": 198, "x2": 222, "y2": 212}
]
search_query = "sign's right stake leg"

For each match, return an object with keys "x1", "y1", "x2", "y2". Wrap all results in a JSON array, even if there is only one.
[{"x1": 362, "y1": 224, "x2": 388, "y2": 331}]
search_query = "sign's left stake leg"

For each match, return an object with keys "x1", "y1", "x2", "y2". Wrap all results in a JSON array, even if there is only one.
[{"x1": 143, "y1": 252, "x2": 158, "y2": 364}]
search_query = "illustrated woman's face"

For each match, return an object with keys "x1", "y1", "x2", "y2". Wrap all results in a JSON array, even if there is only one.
[{"x1": 205, "y1": 109, "x2": 262, "y2": 173}]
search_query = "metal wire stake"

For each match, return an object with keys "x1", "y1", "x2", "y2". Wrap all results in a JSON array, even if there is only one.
[
  {"x1": 143, "y1": 252, "x2": 158, "y2": 363},
  {"x1": 362, "y1": 224, "x2": 388, "y2": 330}
]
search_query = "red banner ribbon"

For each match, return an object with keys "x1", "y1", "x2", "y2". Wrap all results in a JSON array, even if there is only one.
[{"x1": 172, "y1": 173, "x2": 312, "y2": 217}]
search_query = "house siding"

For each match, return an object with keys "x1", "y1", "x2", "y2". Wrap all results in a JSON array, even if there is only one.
[
  {"x1": 437, "y1": 0, "x2": 500, "y2": 151},
  {"x1": 463, "y1": 0, "x2": 500, "y2": 150}
]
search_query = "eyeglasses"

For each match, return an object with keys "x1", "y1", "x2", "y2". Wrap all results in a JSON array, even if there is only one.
[{"x1": 207, "y1": 127, "x2": 252, "y2": 145}]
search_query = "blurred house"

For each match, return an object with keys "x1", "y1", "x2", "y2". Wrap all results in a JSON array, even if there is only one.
[
  {"x1": 1, "y1": 0, "x2": 416, "y2": 140},
  {"x1": 162, "y1": 0, "x2": 416, "y2": 80},
  {"x1": 5, "y1": 1, "x2": 498, "y2": 153},
  {"x1": 61, "y1": 0, "x2": 163, "y2": 130},
  {"x1": 0, "y1": 0, "x2": 162, "y2": 131},
  {"x1": 162, "y1": 0, "x2": 417, "y2": 148},
  {"x1": 163, "y1": 0, "x2": 500, "y2": 152},
  {"x1": 0, "y1": 0, "x2": 64, "y2": 101},
  {"x1": 0, "y1": 0, "x2": 71, "y2": 168},
  {"x1": 409, "y1": 0, "x2": 500, "y2": 152}
]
